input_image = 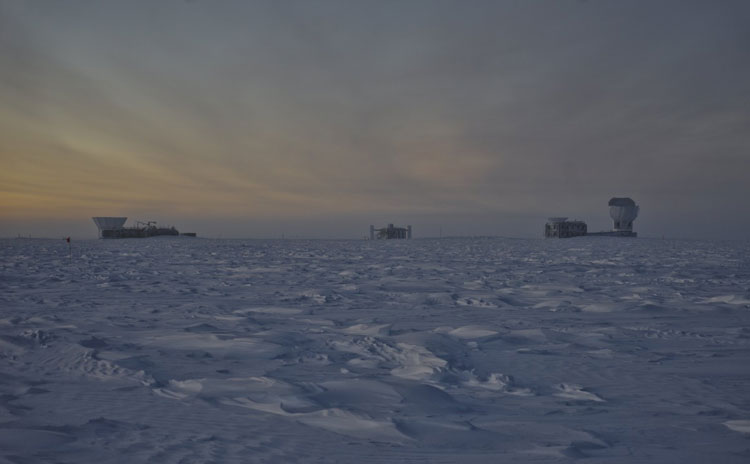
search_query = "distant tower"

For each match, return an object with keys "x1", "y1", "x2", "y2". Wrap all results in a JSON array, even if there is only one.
[
  {"x1": 369, "y1": 225, "x2": 375, "y2": 240},
  {"x1": 608, "y1": 198, "x2": 639, "y2": 234}
]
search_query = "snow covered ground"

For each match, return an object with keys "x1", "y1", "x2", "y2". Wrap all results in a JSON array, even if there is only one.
[{"x1": 1, "y1": 236, "x2": 749, "y2": 463}]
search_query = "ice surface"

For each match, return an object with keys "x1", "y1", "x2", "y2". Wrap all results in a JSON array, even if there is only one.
[{"x1": 1, "y1": 237, "x2": 749, "y2": 462}]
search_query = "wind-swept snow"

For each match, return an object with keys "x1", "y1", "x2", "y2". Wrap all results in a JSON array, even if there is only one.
[{"x1": 1, "y1": 237, "x2": 749, "y2": 462}]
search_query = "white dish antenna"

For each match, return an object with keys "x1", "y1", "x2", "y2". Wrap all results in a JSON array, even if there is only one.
[{"x1": 608, "y1": 198, "x2": 639, "y2": 232}]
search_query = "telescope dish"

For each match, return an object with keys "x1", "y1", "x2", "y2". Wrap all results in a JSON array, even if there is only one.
[
  {"x1": 608, "y1": 198, "x2": 639, "y2": 232},
  {"x1": 92, "y1": 217, "x2": 127, "y2": 237}
]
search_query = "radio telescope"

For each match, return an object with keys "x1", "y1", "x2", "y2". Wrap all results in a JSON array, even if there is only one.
[
  {"x1": 92, "y1": 217, "x2": 127, "y2": 238},
  {"x1": 608, "y1": 198, "x2": 639, "y2": 233}
]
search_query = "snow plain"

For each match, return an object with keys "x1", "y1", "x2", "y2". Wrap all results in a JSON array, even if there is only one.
[{"x1": 1, "y1": 236, "x2": 749, "y2": 463}]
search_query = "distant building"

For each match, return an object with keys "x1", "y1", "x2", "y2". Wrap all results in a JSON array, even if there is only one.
[
  {"x1": 545, "y1": 197, "x2": 640, "y2": 238},
  {"x1": 608, "y1": 197, "x2": 639, "y2": 236},
  {"x1": 92, "y1": 217, "x2": 182, "y2": 239},
  {"x1": 544, "y1": 217, "x2": 587, "y2": 238},
  {"x1": 370, "y1": 224, "x2": 412, "y2": 240},
  {"x1": 92, "y1": 217, "x2": 127, "y2": 238},
  {"x1": 588, "y1": 197, "x2": 640, "y2": 237}
]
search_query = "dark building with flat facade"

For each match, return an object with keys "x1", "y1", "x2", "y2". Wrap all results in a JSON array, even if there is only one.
[
  {"x1": 545, "y1": 217, "x2": 587, "y2": 238},
  {"x1": 370, "y1": 224, "x2": 412, "y2": 240}
]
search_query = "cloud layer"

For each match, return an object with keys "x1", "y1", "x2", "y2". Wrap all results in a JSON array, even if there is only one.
[{"x1": 1, "y1": 0, "x2": 749, "y2": 238}]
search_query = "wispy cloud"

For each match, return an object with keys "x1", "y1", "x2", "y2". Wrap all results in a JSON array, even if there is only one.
[{"x1": 1, "y1": 0, "x2": 749, "y2": 238}]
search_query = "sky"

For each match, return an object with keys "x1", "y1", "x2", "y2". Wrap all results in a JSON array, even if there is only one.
[{"x1": 1, "y1": 0, "x2": 749, "y2": 239}]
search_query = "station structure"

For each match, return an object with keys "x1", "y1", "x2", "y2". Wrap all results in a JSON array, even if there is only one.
[
  {"x1": 545, "y1": 197, "x2": 639, "y2": 238},
  {"x1": 370, "y1": 224, "x2": 412, "y2": 240},
  {"x1": 92, "y1": 217, "x2": 194, "y2": 238}
]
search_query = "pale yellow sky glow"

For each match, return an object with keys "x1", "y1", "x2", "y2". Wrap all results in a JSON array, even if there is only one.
[{"x1": 1, "y1": 1, "x2": 749, "y2": 238}]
